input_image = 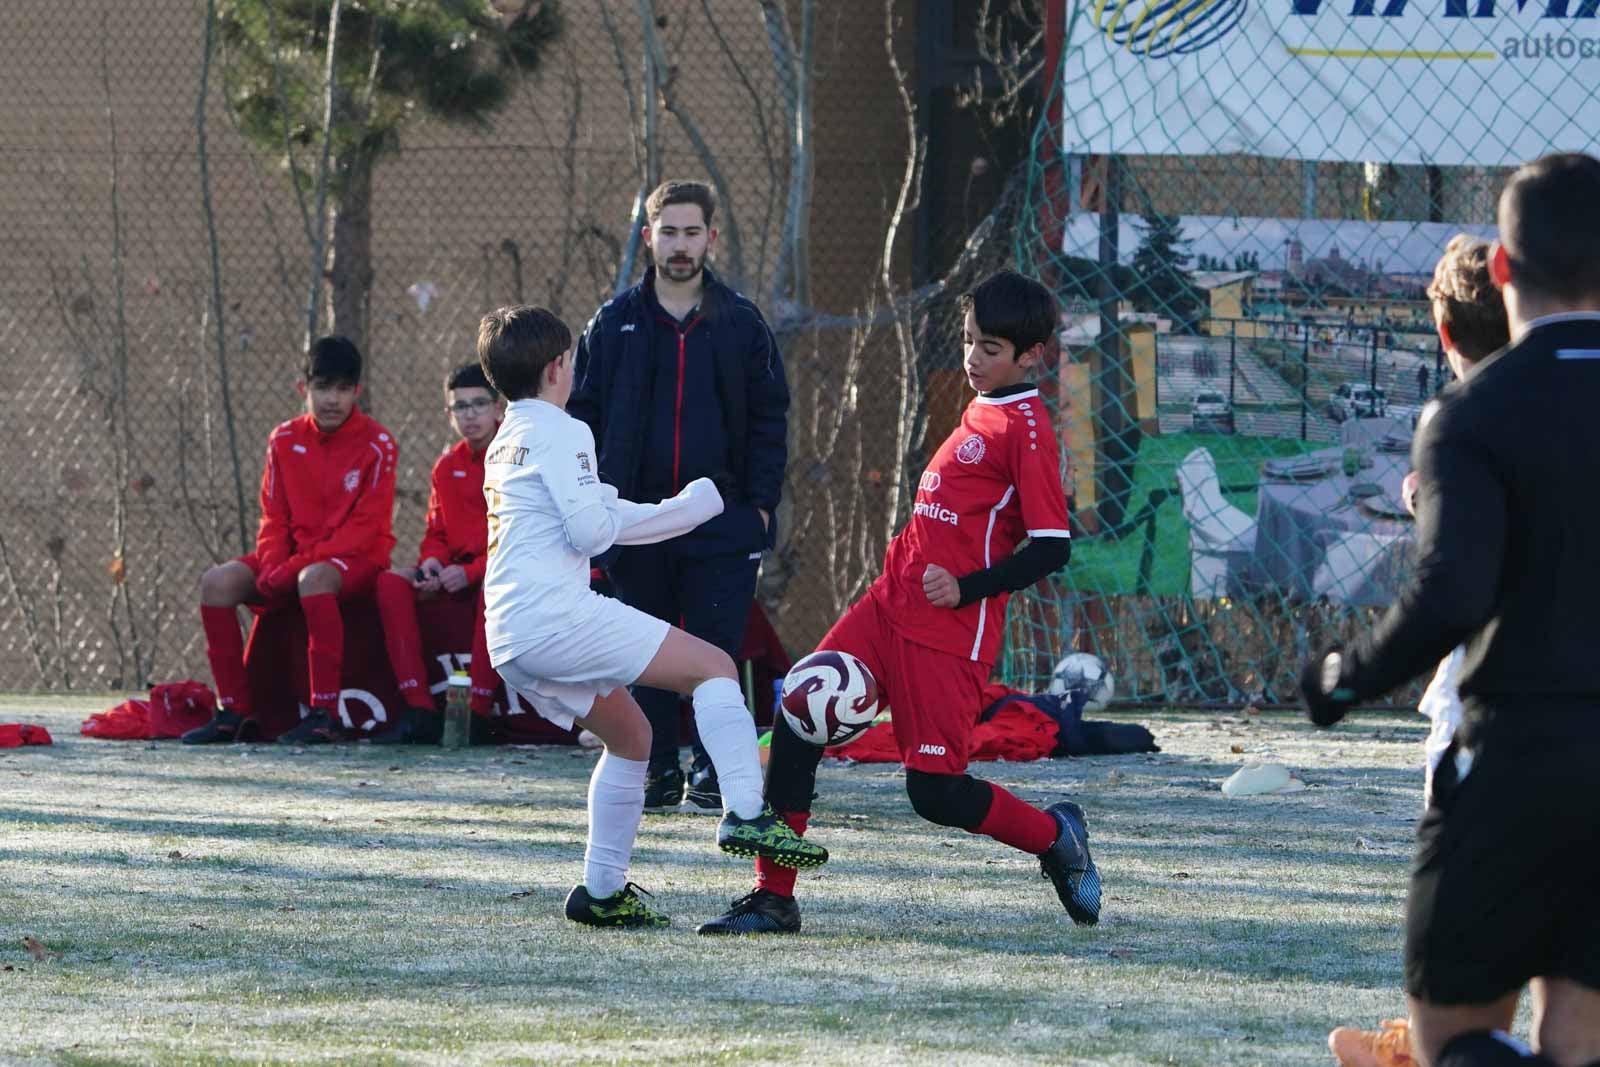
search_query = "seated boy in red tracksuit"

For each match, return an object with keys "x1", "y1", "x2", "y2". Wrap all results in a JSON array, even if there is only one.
[
  {"x1": 370, "y1": 362, "x2": 504, "y2": 743},
  {"x1": 184, "y1": 337, "x2": 398, "y2": 744}
]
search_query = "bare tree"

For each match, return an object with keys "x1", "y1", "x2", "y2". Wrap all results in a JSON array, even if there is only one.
[
  {"x1": 960, "y1": 0, "x2": 1047, "y2": 129},
  {"x1": 635, "y1": 0, "x2": 748, "y2": 289},
  {"x1": 759, "y1": 0, "x2": 813, "y2": 312},
  {"x1": 877, "y1": 0, "x2": 929, "y2": 543}
]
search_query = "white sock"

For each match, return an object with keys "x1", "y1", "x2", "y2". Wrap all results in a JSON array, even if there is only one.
[
  {"x1": 583, "y1": 750, "x2": 647, "y2": 899},
  {"x1": 691, "y1": 677, "x2": 764, "y2": 819}
]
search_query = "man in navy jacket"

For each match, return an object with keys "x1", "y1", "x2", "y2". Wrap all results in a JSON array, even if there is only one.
[{"x1": 569, "y1": 180, "x2": 789, "y2": 813}]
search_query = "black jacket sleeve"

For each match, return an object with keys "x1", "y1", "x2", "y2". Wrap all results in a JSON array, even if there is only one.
[
  {"x1": 1342, "y1": 401, "x2": 1505, "y2": 699},
  {"x1": 567, "y1": 312, "x2": 605, "y2": 439},
  {"x1": 955, "y1": 536, "x2": 1073, "y2": 607},
  {"x1": 741, "y1": 309, "x2": 789, "y2": 513}
]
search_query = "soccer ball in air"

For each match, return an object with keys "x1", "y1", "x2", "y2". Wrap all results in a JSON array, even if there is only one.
[
  {"x1": 1048, "y1": 652, "x2": 1115, "y2": 712},
  {"x1": 779, "y1": 650, "x2": 881, "y2": 747}
]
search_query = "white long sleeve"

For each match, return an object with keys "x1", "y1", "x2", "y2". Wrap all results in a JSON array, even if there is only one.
[
  {"x1": 607, "y1": 478, "x2": 724, "y2": 546},
  {"x1": 563, "y1": 502, "x2": 622, "y2": 557}
]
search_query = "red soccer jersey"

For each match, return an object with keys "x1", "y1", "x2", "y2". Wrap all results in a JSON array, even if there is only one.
[
  {"x1": 869, "y1": 387, "x2": 1070, "y2": 665},
  {"x1": 254, "y1": 409, "x2": 398, "y2": 572},
  {"x1": 415, "y1": 433, "x2": 493, "y2": 584}
]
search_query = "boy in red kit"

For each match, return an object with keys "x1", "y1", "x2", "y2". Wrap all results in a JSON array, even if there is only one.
[
  {"x1": 698, "y1": 271, "x2": 1101, "y2": 936},
  {"x1": 370, "y1": 363, "x2": 504, "y2": 743},
  {"x1": 183, "y1": 337, "x2": 398, "y2": 745}
]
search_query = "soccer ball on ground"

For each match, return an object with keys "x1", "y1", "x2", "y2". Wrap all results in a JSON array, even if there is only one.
[
  {"x1": 779, "y1": 650, "x2": 880, "y2": 747},
  {"x1": 1048, "y1": 652, "x2": 1115, "y2": 712}
]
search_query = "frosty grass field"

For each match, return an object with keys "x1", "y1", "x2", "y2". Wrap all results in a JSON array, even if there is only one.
[{"x1": 0, "y1": 694, "x2": 1524, "y2": 1066}]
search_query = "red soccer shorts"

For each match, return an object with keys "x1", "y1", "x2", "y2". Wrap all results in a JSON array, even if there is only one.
[
  {"x1": 237, "y1": 553, "x2": 382, "y2": 602},
  {"x1": 814, "y1": 592, "x2": 990, "y2": 774}
]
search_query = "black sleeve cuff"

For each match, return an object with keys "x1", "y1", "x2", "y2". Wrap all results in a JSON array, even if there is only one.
[{"x1": 956, "y1": 536, "x2": 1072, "y2": 607}]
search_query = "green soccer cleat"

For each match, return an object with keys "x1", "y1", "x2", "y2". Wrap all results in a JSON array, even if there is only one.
[
  {"x1": 716, "y1": 805, "x2": 829, "y2": 870},
  {"x1": 564, "y1": 882, "x2": 671, "y2": 929}
]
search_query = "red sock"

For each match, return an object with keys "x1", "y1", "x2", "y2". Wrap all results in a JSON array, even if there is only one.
[
  {"x1": 201, "y1": 604, "x2": 250, "y2": 716},
  {"x1": 468, "y1": 587, "x2": 499, "y2": 716},
  {"x1": 754, "y1": 811, "x2": 810, "y2": 897},
  {"x1": 973, "y1": 783, "x2": 1059, "y2": 855},
  {"x1": 300, "y1": 592, "x2": 344, "y2": 711},
  {"x1": 375, "y1": 572, "x2": 434, "y2": 711}
]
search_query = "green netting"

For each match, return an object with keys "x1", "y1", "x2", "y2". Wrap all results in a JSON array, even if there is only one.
[{"x1": 988, "y1": 0, "x2": 1595, "y2": 705}]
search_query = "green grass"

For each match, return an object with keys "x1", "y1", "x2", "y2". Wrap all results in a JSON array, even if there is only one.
[
  {"x1": 1068, "y1": 432, "x2": 1317, "y2": 596},
  {"x1": 0, "y1": 693, "x2": 1523, "y2": 1065}
]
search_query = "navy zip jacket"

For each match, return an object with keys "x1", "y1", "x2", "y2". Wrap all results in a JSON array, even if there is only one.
[{"x1": 569, "y1": 267, "x2": 789, "y2": 555}]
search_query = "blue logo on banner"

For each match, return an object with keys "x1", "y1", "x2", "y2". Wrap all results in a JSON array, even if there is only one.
[{"x1": 1092, "y1": 0, "x2": 1249, "y2": 58}]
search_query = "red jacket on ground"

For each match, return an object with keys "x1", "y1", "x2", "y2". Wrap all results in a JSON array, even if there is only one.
[
  {"x1": 415, "y1": 435, "x2": 491, "y2": 582},
  {"x1": 255, "y1": 410, "x2": 398, "y2": 572}
]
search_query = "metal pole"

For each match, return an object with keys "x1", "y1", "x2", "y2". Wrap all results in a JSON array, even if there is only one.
[
  {"x1": 1301, "y1": 322, "x2": 1309, "y2": 442},
  {"x1": 1370, "y1": 328, "x2": 1378, "y2": 393},
  {"x1": 1229, "y1": 325, "x2": 1237, "y2": 407}
]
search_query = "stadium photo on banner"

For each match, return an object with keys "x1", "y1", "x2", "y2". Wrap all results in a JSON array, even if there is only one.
[{"x1": 4, "y1": 1, "x2": 1599, "y2": 1064}]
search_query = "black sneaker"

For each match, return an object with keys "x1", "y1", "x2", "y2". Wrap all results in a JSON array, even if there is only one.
[
  {"x1": 681, "y1": 757, "x2": 721, "y2": 814},
  {"x1": 1040, "y1": 801, "x2": 1101, "y2": 926},
  {"x1": 564, "y1": 882, "x2": 670, "y2": 928},
  {"x1": 717, "y1": 804, "x2": 828, "y2": 869},
  {"x1": 695, "y1": 889, "x2": 800, "y2": 935},
  {"x1": 276, "y1": 708, "x2": 342, "y2": 745},
  {"x1": 643, "y1": 765, "x2": 685, "y2": 813},
  {"x1": 181, "y1": 709, "x2": 250, "y2": 745},
  {"x1": 369, "y1": 707, "x2": 437, "y2": 746}
]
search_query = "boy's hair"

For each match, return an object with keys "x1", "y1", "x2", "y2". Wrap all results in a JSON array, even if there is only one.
[
  {"x1": 477, "y1": 305, "x2": 572, "y2": 402},
  {"x1": 1497, "y1": 152, "x2": 1600, "y2": 302},
  {"x1": 958, "y1": 270, "x2": 1058, "y2": 357},
  {"x1": 304, "y1": 336, "x2": 362, "y2": 385},
  {"x1": 645, "y1": 180, "x2": 717, "y2": 228},
  {"x1": 1427, "y1": 235, "x2": 1510, "y2": 362},
  {"x1": 445, "y1": 361, "x2": 496, "y2": 396}
]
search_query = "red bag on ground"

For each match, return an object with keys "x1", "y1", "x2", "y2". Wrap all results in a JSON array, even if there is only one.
[
  {"x1": 148, "y1": 680, "x2": 216, "y2": 738},
  {"x1": 80, "y1": 699, "x2": 152, "y2": 740},
  {"x1": 81, "y1": 680, "x2": 216, "y2": 740},
  {"x1": 0, "y1": 724, "x2": 53, "y2": 747}
]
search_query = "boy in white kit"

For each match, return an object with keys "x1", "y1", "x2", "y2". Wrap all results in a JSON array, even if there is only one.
[
  {"x1": 1327, "y1": 236, "x2": 1510, "y2": 1067},
  {"x1": 1403, "y1": 236, "x2": 1510, "y2": 809},
  {"x1": 476, "y1": 305, "x2": 826, "y2": 929}
]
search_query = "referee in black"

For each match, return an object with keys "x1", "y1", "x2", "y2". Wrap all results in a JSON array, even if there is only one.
[{"x1": 1302, "y1": 153, "x2": 1600, "y2": 1067}]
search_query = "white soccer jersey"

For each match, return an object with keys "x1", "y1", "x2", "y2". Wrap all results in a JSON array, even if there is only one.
[
  {"x1": 482, "y1": 399, "x2": 617, "y2": 664},
  {"x1": 482, "y1": 398, "x2": 723, "y2": 669}
]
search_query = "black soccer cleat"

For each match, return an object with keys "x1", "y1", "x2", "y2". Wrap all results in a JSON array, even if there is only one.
[
  {"x1": 564, "y1": 882, "x2": 670, "y2": 929},
  {"x1": 642, "y1": 765, "x2": 685, "y2": 813},
  {"x1": 717, "y1": 805, "x2": 828, "y2": 869},
  {"x1": 181, "y1": 709, "x2": 249, "y2": 745},
  {"x1": 681, "y1": 757, "x2": 722, "y2": 815},
  {"x1": 1040, "y1": 801, "x2": 1102, "y2": 926},
  {"x1": 276, "y1": 708, "x2": 342, "y2": 745},
  {"x1": 368, "y1": 707, "x2": 437, "y2": 746},
  {"x1": 695, "y1": 889, "x2": 801, "y2": 936}
]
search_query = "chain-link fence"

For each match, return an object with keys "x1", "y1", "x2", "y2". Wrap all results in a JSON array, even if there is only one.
[
  {"x1": 5, "y1": 0, "x2": 1592, "y2": 711},
  {"x1": 0, "y1": 0, "x2": 925, "y2": 693},
  {"x1": 984, "y1": 0, "x2": 1598, "y2": 705}
]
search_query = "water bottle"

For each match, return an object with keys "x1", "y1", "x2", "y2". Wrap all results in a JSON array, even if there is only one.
[{"x1": 442, "y1": 670, "x2": 471, "y2": 749}]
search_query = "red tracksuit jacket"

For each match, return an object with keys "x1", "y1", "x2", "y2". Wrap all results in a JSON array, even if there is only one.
[
  {"x1": 255, "y1": 410, "x2": 398, "y2": 571},
  {"x1": 414, "y1": 435, "x2": 491, "y2": 582}
]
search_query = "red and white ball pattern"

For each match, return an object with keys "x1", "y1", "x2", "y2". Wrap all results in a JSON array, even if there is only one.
[{"x1": 779, "y1": 650, "x2": 880, "y2": 747}]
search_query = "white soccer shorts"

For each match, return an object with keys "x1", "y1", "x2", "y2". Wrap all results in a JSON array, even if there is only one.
[{"x1": 494, "y1": 593, "x2": 670, "y2": 729}]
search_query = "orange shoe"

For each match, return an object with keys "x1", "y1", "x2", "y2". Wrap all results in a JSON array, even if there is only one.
[{"x1": 1328, "y1": 1018, "x2": 1417, "y2": 1067}]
